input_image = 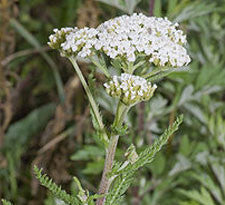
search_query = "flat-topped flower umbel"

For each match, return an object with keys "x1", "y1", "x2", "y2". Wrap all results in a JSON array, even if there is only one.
[{"x1": 48, "y1": 13, "x2": 191, "y2": 68}]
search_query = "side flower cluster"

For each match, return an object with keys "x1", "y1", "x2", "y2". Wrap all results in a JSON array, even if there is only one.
[
  {"x1": 48, "y1": 27, "x2": 98, "y2": 58},
  {"x1": 48, "y1": 27, "x2": 75, "y2": 50},
  {"x1": 104, "y1": 74, "x2": 157, "y2": 105},
  {"x1": 48, "y1": 13, "x2": 191, "y2": 68}
]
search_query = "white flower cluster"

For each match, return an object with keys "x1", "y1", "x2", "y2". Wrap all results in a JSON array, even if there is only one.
[
  {"x1": 61, "y1": 27, "x2": 98, "y2": 58},
  {"x1": 104, "y1": 73, "x2": 157, "y2": 105},
  {"x1": 48, "y1": 27, "x2": 98, "y2": 58},
  {"x1": 48, "y1": 13, "x2": 191, "y2": 68},
  {"x1": 96, "y1": 13, "x2": 190, "y2": 67}
]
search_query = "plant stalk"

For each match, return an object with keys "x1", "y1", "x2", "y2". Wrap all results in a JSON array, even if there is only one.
[
  {"x1": 96, "y1": 101, "x2": 129, "y2": 205},
  {"x1": 69, "y1": 57, "x2": 109, "y2": 144}
]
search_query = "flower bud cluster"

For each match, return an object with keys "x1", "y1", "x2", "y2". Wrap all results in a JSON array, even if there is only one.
[
  {"x1": 104, "y1": 74, "x2": 157, "y2": 105},
  {"x1": 48, "y1": 13, "x2": 191, "y2": 68}
]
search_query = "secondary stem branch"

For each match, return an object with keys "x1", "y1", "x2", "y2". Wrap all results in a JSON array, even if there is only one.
[{"x1": 69, "y1": 57, "x2": 109, "y2": 144}]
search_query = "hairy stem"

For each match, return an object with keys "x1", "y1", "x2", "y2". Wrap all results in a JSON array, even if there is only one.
[
  {"x1": 97, "y1": 101, "x2": 129, "y2": 205},
  {"x1": 69, "y1": 57, "x2": 109, "y2": 144},
  {"x1": 97, "y1": 134, "x2": 119, "y2": 205}
]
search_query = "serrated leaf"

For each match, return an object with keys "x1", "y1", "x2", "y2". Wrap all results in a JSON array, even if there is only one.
[
  {"x1": 119, "y1": 115, "x2": 183, "y2": 175},
  {"x1": 106, "y1": 115, "x2": 183, "y2": 204},
  {"x1": 33, "y1": 166, "x2": 81, "y2": 205}
]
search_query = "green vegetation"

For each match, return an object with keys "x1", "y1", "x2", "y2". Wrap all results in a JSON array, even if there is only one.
[{"x1": 0, "y1": 0, "x2": 224, "y2": 204}]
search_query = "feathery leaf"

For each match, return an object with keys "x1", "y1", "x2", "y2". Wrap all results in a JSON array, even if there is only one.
[
  {"x1": 33, "y1": 166, "x2": 81, "y2": 205},
  {"x1": 105, "y1": 115, "x2": 183, "y2": 204}
]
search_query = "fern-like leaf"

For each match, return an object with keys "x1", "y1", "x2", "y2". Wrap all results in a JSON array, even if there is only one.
[
  {"x1": 105, "y1": 171, "x2": 134, "y2": 204},
  {"x1": 33, "y1": 166, "x2": 81, "y2": 205},
  {"x1": 118, "y1": 115, "x2": 183, "y2": 175},
  {"x1": 106, "y1": 115, "x2": 183, "y2": 204}
]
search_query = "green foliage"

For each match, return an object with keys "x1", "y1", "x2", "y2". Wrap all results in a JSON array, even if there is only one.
[
  {"x1": 71, "y1": 145, "x2": 105, "y2": 175},
  {"x1": 33, "y1": 166, "x2": 81, "y2": 205},
  {"x1": 90, "y1": 108, "x2": 109, "y2": 146},
  {"x1": 1, "y1": 0, "x2": 225, "y2": 204},
  {"x1": 10, "y1": 19, "x2": 65, "y2": 103},
  {"x1": 82, "y1": 159, "x2": 105, "y2": 175},
  {"x1": 174, "y1": 1, "x2": 216, "y2": 22},
  {"x1": 1, "y1": 199, "x2": 13, "y2": 205},
  {"x1": 106, "y1": 115, "x2": 183, "y2": 204},
  {"x1": 180, "y1": 201, "x2": 200, "y2": 205},
  {"x1": 33, "y1": 166, "x2": 105, "y2": 205},
  {"x1": 71, "y1": 145, "x2": 105, "y2": 161},
  {"x1": 97, "y1": 0, "x2": 141, "y2": 14},
  {"x1": 120, "y1": 115, "x2": 183, "y2": 174},
  {"x1": 177, "y1": 112, "x2": 225, "y2": 205},
  {"x1": 4, "y1": 103, "x2": 56, "y2": 149},
  {"x1": 106, "y1": 170, "x2": 134, "y2": 204},
  {"x1": 0, "y1": 103, "x2": 56, "y2": 200},
  {"x1": 178, "y1": 187, "x2": 216, "y2": 205}
]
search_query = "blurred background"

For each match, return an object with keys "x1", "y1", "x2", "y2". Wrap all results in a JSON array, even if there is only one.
[{"x1": 0, "y1": 0, "x2": 225, "y2": 204}]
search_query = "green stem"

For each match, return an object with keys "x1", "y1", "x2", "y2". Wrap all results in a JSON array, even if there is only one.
[
  {"x1": 131, "y1": 60, "x2": 146, "y2": 73},
  {"x1": 142, "y1": 68, "x2": 161, "y2": 78},
  {"x1": 96, "y1": 101, "x2": 129, "y2": 205},
  {"x1": 90, "y1": 56, "x2": 110, "y2": 78},
  {"x1": 147, "y1": 69, "x2": 173, "y2": 82},
  {"x1": 113, "y1": 101, "x2": 130, "y2": 128},
  {"x1": 69, "y1": 57, "x2": 109, "y2": 144}
]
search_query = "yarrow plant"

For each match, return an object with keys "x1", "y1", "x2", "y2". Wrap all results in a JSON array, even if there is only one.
[{"x1": 32, "y1": 13, "x2": 191, "y2": 205}]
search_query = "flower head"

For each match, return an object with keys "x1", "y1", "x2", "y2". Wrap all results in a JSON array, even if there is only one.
[
  {"x1": 96, "y1": 13, "x2": 190, "y2": 67},
  {"x1": 104, "y1": 73, "x2": 157, "y2": 105},
  {"x1": 48, "y1": 13, "x2": 191, "y2": 68}
]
